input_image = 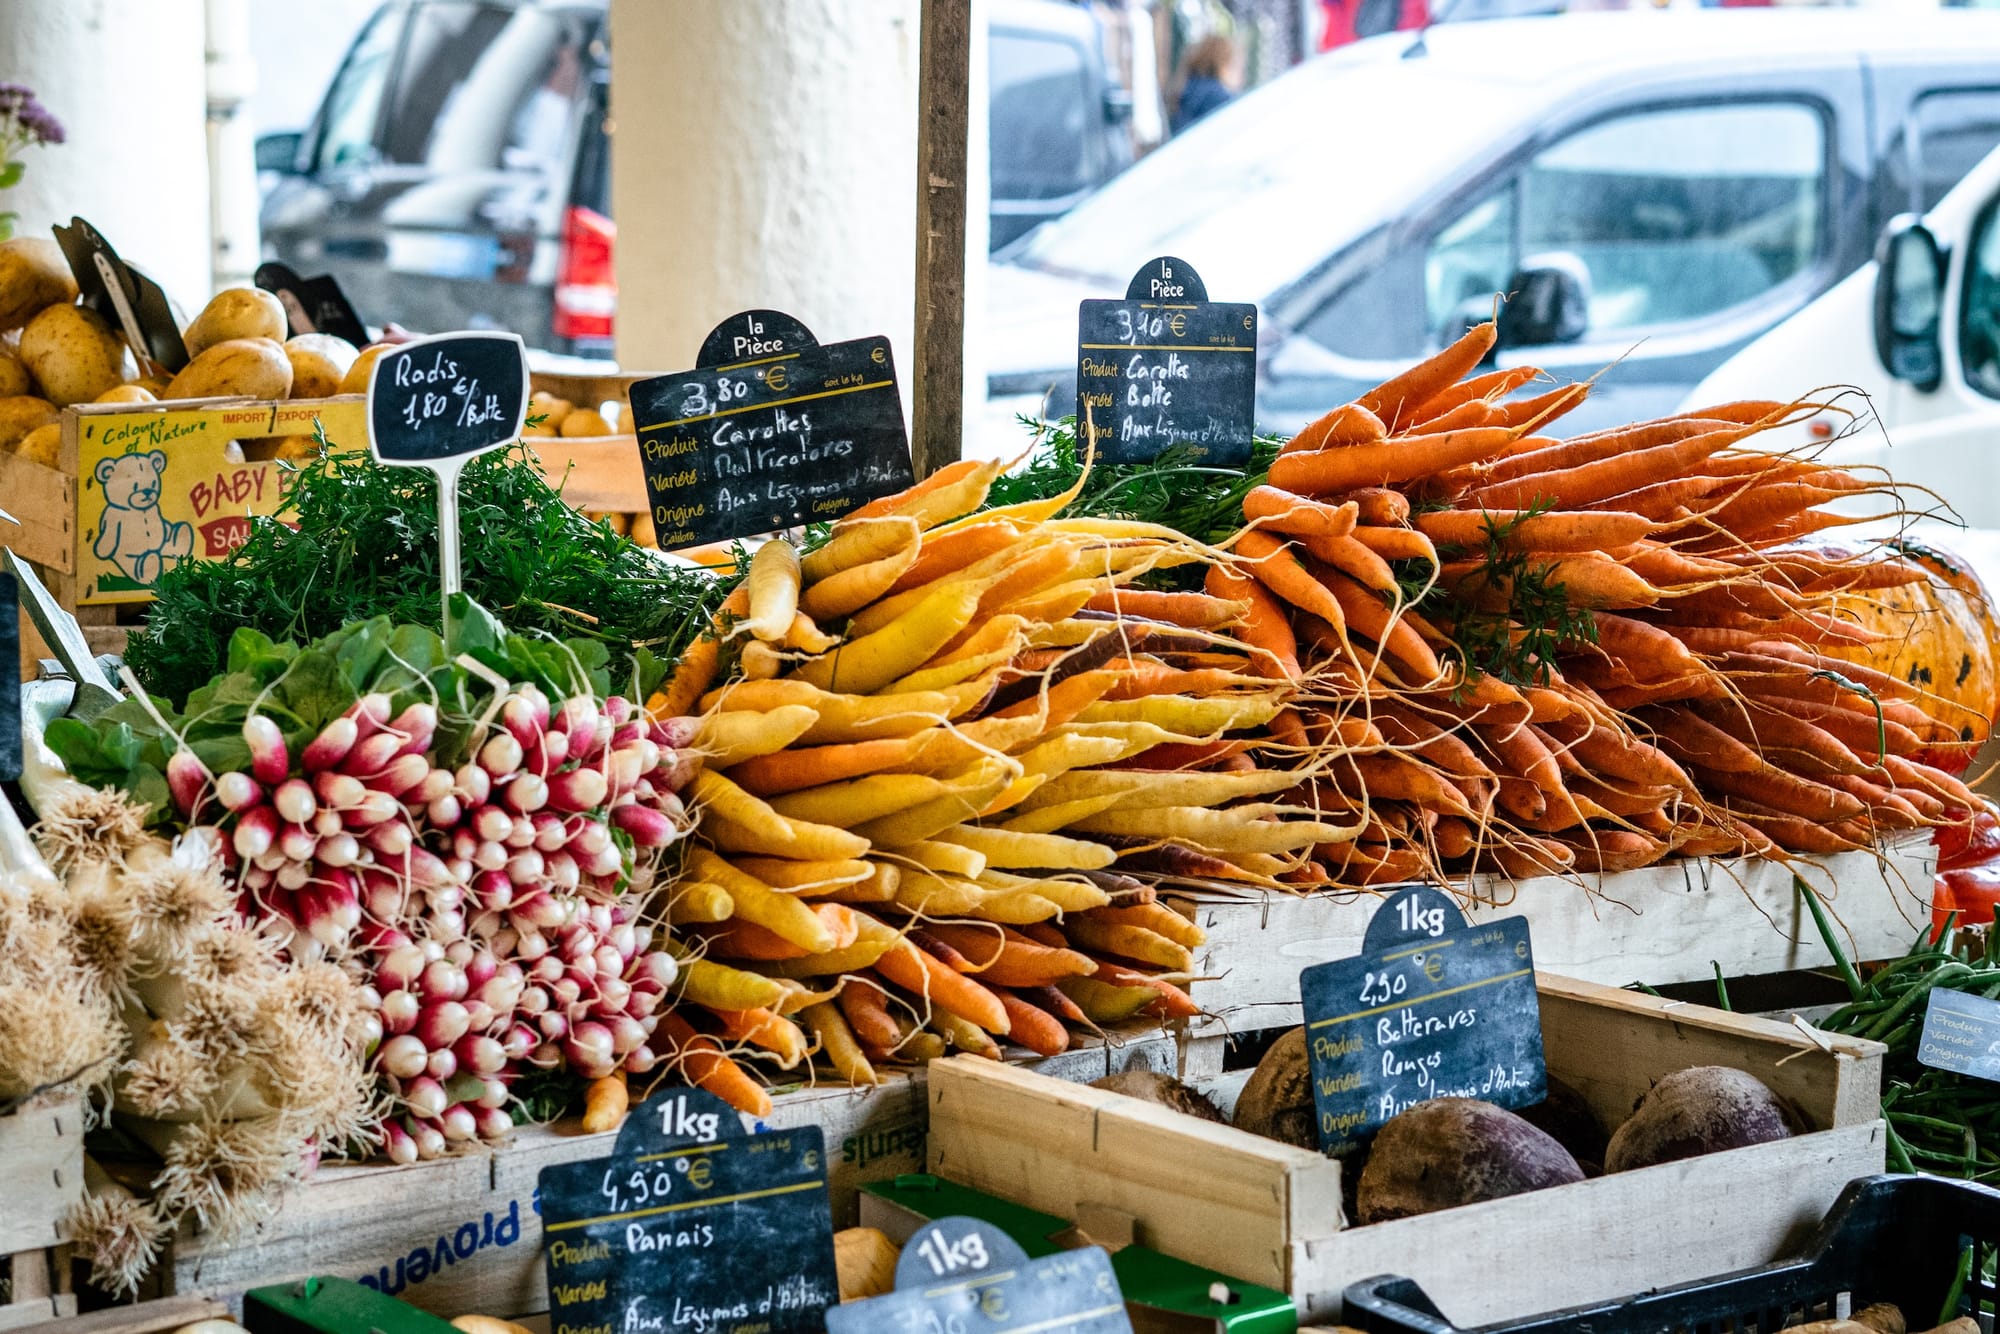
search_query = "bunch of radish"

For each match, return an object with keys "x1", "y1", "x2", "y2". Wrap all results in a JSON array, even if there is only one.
[{"x1": 166, "y1": 683, "x2": 696, "y2": 1160}]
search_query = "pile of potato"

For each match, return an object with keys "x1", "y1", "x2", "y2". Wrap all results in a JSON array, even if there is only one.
[
  {"x1": 520, "y1": 389, "x2": 652, "y2": 545},
  {"x1": 0, "y1": 237, "x2": 396, "y2": 468}
]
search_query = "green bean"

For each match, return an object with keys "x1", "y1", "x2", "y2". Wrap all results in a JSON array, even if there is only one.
[
  {"x1": 1887, "y1": 1122, "x2": 1918, "y2": 1173},
  {"x1": 1800, "y1": 877, "x2": 1866, "y2": 1001},
  {"x1": 1864, "y1": 963, "x2": 1979, "y2": 1040}
]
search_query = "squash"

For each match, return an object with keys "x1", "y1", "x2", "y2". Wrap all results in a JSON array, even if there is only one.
[{"x1": 1819, "y1": 538, "x2": 1999, "y2": 771}]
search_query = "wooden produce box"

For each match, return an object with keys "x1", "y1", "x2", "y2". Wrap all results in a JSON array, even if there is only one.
[
  {"x1": 527, "y1": 367, "x2": 647, "y2": 515},
  {"x1": 1169, "y1": 837, "x2": 1933, "y2": 1040},
  {"x1": 0, "y1": 1097, "x2": 84, "y2": 1331},
  {"x1": 923, "y1": 975, "x2": 1888, "y2": 1325},
  {"x1": 5, "y1": 394, "x2": 367, "y2": 672},
  {"x1": 160, "y1": 1024, "x2": 1181, "y2": 1320}
]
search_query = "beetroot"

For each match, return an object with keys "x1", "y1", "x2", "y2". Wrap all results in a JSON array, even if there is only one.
[
  {"x1": 1605, "y1": 1066, "x2": 1799, "y2": 1172},
  {"x1": 1356, "y1": 1098, "x2": 1584, "y2": 1223},
  {"x1": 1232, "y1": 1028, "x2": 1317, "y2": 1149}
]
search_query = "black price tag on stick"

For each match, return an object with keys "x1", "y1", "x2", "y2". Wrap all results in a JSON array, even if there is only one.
[
  {"x1": 366, "y1": 331, "x2": 528, "y2": 465},
  {"x1": 52, "y1": 217, "x2": 189, "y2": 374},
  {"x1": 827, "y1": 1216, "x2": 1132, "y2": 1334},
  {"x1": 1075, "y1": 255, "x2": 1257, "y2": 466},
  {"x1": 1917, "y1": 988, "x2": 2000, "y2": 1079},
  {"x1": 627, "y1": 310, "x2": 915, "y2": 548},
  {"x1": 539, "y1": 1088, "x2": 839, "y2": 1334},
  {"x1": 1300, "y1": 885, "x2": 1545, "y2": 1155},
  {"x1": 255, "y1": 261, "x2": 370, "y2": 348},
  {"x1": 366, "y1": 331, "x2": 529, "y2": 620}
]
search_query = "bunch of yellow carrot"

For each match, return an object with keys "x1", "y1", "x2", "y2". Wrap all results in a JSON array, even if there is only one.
[
  {"x1": 1232, "y1": 320, "x2": 1982, "y2": 880},
  {"x1": 642, "y1": 460, "x2": 1356, "y2": 1109}
]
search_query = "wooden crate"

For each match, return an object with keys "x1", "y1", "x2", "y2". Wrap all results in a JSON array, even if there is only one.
[
  {"x1": 160, "y1": 1023, "x2": 1181, "y2": 1320},
  {"x1": 0, "y1": 1097, "x2": 84, "y2": 1331},
  {"x1": 12, "y1": 1296, "x2": 229, "y2": 1334},
  {"x1": 1169, "y1": 837, "x2": 1933, "y2": 1039},
  {"x1": 6, "y1": 395, "x2": 367, "y2": 674},
  {"x1": 924, "y1": 974, "x2": 1887, "y2": 1326},
  {"x1": 527, "y1": 368, "x2": 647, "y2": 514}
]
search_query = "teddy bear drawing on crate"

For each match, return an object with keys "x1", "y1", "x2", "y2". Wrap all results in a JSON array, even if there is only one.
[{"x1": 94, "y1": 449, "x2": 192, "y2": 585}]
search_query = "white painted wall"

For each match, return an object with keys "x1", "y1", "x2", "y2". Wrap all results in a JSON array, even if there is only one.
[
  {"x1": 609, "y1": 0, "x2": 923, "y2": 405},
  {"x1": 0, "y1": 0, "x2": 213, "y2": 315}
]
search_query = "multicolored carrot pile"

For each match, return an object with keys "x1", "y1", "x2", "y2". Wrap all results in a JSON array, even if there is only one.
[
  {"x1": 644, "y1": 461, "x2": 1360, "y2": 1110},
  {"x1": 1224, "y1": 320, "x2": 1987, "y2": 883}
]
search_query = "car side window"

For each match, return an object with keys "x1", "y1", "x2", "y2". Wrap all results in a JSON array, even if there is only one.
[
  {"x1": 1883, "y1": 89, "x2": 2000, "y2": 218},
  {"x1": 381, "y1": 3, "x2": 587, "y2": 180},
  {"x1": 314, "y1": 7, "x2": 402, "y2": 173},
  {"x1": 990, "y1": 31, "x2": 1093, "y2": 203},
  {"x1": 1963, "y1": 199, "x2": 2000, "y2": 400},
  {"x1": 1517, "y1": 101, "x2": 1827, "y2": 337},
  {"x1": 1426, "y1": 184, "x2": 1516, "y2": 338}
]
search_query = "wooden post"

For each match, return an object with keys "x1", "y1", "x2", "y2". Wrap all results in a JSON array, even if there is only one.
[{"x1": 912, "y1": 0, "x2": 972, "y2": 478}]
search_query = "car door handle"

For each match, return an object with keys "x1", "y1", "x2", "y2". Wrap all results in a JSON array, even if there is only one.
[{"x1": 322, "y1": 238, "x2": 387, "y2": 261}]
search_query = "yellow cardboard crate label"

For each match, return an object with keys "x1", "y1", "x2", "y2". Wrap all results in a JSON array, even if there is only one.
[{"x1": 74, "y1": 398, "x2": 367, "y2": 606}]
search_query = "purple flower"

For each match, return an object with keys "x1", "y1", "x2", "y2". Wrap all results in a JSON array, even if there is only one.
[
  {"x1": 15, "y1": 99, "x2": 62, "y2": 146},
  {"x1": 0, "y1": 84, "x2": 62, "y2": 146}
]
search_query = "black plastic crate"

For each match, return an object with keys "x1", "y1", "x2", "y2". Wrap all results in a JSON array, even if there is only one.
[{"x1": 1344, "y1": 1175, "x2": 2000, "y2": 1334}]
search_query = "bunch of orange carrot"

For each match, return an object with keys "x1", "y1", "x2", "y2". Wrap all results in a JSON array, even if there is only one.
[
  {"x1": 1224, "y1": 320, "x2": 1984, "y2": 881},
  {"x1": 641, "y1": 459, "x2": 1354, "y2": 1110}
]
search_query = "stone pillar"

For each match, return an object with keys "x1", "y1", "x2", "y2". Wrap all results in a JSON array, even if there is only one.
[
  {"x1": 609, "y1": 0, "x2": 922, "y2": 414},
  {"x1": 0, "y1": 0, "x2": 214, "y2": 314}
]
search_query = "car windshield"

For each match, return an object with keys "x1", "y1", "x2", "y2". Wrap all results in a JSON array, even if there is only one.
[
  {"x1": 380, "y1": 1, "x2": 588, "y2": 179},
  {"x1": 1005, "y1": 53, "x2": 1546, "y2": 301}
]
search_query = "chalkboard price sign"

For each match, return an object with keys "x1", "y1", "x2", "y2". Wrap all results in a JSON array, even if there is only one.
[
  {"x1": 52, "y1": 217, "x2": 189, "y2": 374},
  {"x1": 538, "y1": 1088, "x2": 839, "y2": 1334},
  {"x1": 365, "y1": 332, "x2": 530, "y2": 466},
  {"x1": 827, "y1": 1216, "x2": 1132, "y2": 1334},
  {"x1": 255, "y1": 261, "x2": 370, "y2": 348},
  {"x1": 1918, "y1": 988, "x2": 2000, "y2": 1081},
  {"x1": 1075, "y1": 255, "x2": 1257, "y2": 466},
  {"x1": 1299, "y1": 885, "x2": 1545, "y2": 1155},
  {"x1": 627, "y1": 310, "x2": 915, "y2": 548}
]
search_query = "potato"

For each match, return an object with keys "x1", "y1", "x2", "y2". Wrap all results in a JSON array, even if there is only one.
[
  {"x1": 526, "y1": 390, "x2": 572, "y2": 436},
  {"x1": 238, "y1": 434, "x2": 319, "y2": 464},
  {"x1": 0, "y1": 348, "x2": 30, "y2": 398},
  {"x1": 1356, "y1": 1098, "x2": 1583, "y2": 1223},
  {"x1": 628, "y1": 509, "x2": 657, "y2": 547},
  {"x1": 164, "y1": 337, "x2": 293, "y2": 401},
  {"x1": 338, "y1": 342, "x2": 393, "y2": 395},
  {"x1": 0, "y1": 238, "x2": 80, "y2": 331},
  {"x1": 449, "y1": 1316, "x2": 533, "y2": 1334},
  {"x1": 21, "y1": 303, "x2": 129, "y2": 406},
  {"x1": 0, "y1": 395, "x2": 58, "y2": 448},
  {"x1": 184, "y1": 287, "x2": 286, "y2": 357},
  {"x1": 1232, "y1": 1028, "x2": 1316, "y2": 1149},
  {"x1": 559, "y1": 406, "x2": 612, "y2": 437},
  {"x1": 284, "y1": 332, "x2": 358, "y2": 399},
  {"x1": 12, "y1": 422, "x2": 60, "y2": 467},
  {"x1": 1603, "y1": 1066, "x2": 1798, "y2": 1173},
  {"x1": 133, "y1": 373, "x2": 170, "y2": 396},
  {"x1": 95, "y1": 383, "x2": 157, "y2": 405}
]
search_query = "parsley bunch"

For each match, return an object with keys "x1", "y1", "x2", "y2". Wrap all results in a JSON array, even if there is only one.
[{"x1": 126, "y1": 429, "x2": 726, "y2": 703}]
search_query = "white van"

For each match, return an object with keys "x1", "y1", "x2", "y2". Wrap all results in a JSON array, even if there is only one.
[{"x1": 1686, "y1": 142, "x2": 2000, "y2": 528}]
